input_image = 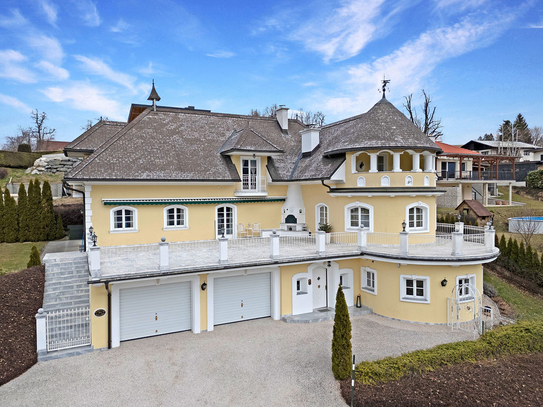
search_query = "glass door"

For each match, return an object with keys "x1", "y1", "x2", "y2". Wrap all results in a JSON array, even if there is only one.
[
  {"x1": 242, "y1": 159, "x2": 258, "y2": 191},
  {"x1": 217, "y1": 206, "x2": 234, "y2": 238}
]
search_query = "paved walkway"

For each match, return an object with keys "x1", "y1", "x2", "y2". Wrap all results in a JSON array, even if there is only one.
[
  {"x1": 41, "y1": 240, "x2": 81, "y2": 258},
  {"x1": 0, "y1": 314, "x2": 473, "y2": 407}
]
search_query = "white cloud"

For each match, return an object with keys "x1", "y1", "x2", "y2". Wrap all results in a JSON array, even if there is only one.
[
  {"x1": 303, "y1": 82, "x2": 318, "y2": 87},
  {"x1": 434, "y1": 0, "x2": 488, "y2": 11},
  {"x1": 138, "y1": 62, "x2": 159, "y2": 76},
  {"x1": 38, "y1": 0, "x2": 58, "y2": 26},
  {"x1": 36, "y1": 60, "x2": 69, "y2": 80},
  {"x1": 110, "y1": 19, "x2": 130, "y2": 32},
  {"x1": 76, "y1": 0, "x2": 101, "y2": 27},
  {"x1": 74, "y1": 55, "x2": 137, "y2": 92},
  {"x1": 0, "y1": 49, "x2": 36, "y2": 83},
  {"x1": 41, "y1": 82, "x2": 124, "y2": 120},
  {"x1": 206, "y1": 50, "x2": 236, "y2": 58},
  {"x1": 0, "y1": 93, "x2": 33, "y2": 113},
  {"x1": 26, "y1": 34, "x2": 64, "y2": 63},
  {"x1": 0, "y1": 9, "x2": 27, "y2": 28}
]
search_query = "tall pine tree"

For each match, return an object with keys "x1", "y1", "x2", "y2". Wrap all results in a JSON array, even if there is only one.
[
  {"x1": 17, "y1": 183, "x2": 29, "y2": 242},
  {"x1": 28, "y1": 179, "x2": 43, "y2": 241},
  {"x1": 331, "y1": 285, "x2": 352, "y2": 380},
  {"x1": 42, "y1": 180, "x2": 56, "y2": 240},
  {"x1": 3, "y1": 189, "x2": 18, "y2": 243},
  {"x1": 514, "y1": 113, "x2": 531, "y2": 144}
]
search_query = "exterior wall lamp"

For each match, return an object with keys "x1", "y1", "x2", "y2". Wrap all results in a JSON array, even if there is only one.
[
  {"x1": 89, "y1": 226, "x2": 97, "y2": 247},
  {"x1": 402, "y1": 220, "x2": 406, "y2": 232},
  {"x1": 441, "y1": 278, "x2": 448, "y2": 287},
  {"x1": 201, "y1": 282, "x2": 207, "y2": 291}
]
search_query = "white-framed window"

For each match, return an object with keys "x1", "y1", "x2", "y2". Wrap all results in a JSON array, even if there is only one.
[
  {"x1": 456, "y1": 274, "x2": 476, "y2": 302},
  {"x1": 361, "y1": 267, "x2": 376, "y2": 295},
  {"x1": 345, "y1": 202, "x2": 373, "y2": 232},
  {"x1": 405, "y1": 202, "x2": 430, "y2": 233},
  {"x1": 400, "y1": 275, "x2": 430, "y2": 303},
  {"x1": 241, "y1": 156, "x2": 260, "y2": 191},
  {"x1": 357, "y1": 176, "x2": 365, "y2": 187},
  {"x1": 296, "y1": 278, "x2": 308, "y2": 295},
  {"x1": 163, "y1": 205, "x2": 188, "y2": 230},
  {"x1": 377, "y1": 154, "x2": 388, "y2": 172},
  {"x1": 405, "y1": 175, "x2": 413, "y2": 186},
  {"x1": 315, "y1": 203, "x2": 329, "y2": 228},
  {"x1": 110, "y1": 206, "x2": 138, "y2": 233},
  {"x1": 381, "y1": 175, "x2": 390, "y2": 186}
]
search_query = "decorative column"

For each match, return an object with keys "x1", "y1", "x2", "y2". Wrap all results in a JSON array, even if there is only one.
[
  {"x1": 412, "y1": 152, "x2": 421, "y2": 172},
  {"x1": 485, "y1": 225, "x2": 496, "y2": 253},
  {"x1": 400, "y1": 220, "x2": 408, "y2": 256},
  {"x1": 423, "y1": 153, "x2": 432, "y2": 172},
  {"x1": 393, "y1": 153, "x2": 401, "y2": 172},
  {"x1": 509, "y1": 183, "x2": 513, "y2": 206},
  {"x1": 316, "y1": 231, "x2": 326, "y2": 255},
  {"x1": 369, "y1": 153, "x2": 378, "y2": 173},
  {"x1": 88, "y1": 246, "x2": 101, "y2": 280},
  {"x1": 159, "y1": 237, "x2": 169, "y2": 271},
  {"x1": 219, "y1": 236, "x2": 228, "y2": 263},
  {"x1": 35, "y1": 308, "x2": 47, "y2": 354},
  {"x1": 270, "y1": 230, "x2": 280, "y2": 259},
  {"x1": 452, "y1": 224, "x2": 464, "y2": 256},
  {"x1": 358, "y1": 227, "x2": 367, "y2": 250}
]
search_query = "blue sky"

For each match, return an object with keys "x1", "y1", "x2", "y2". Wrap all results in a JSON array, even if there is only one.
[{"x1": 0, "y1": 0, "x2": 542, "y2": 146}]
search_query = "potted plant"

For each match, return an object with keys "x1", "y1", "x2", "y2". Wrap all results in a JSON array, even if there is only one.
[{"x1": 318, "y1": 223, "x2": 333, "y2": 243}]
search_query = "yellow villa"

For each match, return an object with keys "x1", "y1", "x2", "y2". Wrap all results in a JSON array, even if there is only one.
[{"x1": 56, "y1": 84, "x2": 499, "y2": 350}]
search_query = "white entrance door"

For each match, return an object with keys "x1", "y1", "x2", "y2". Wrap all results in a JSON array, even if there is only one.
[
  {"x1": 217, "y1": 206, "x2": 234, "y2": 238},
  {"x1": 214, "y1": 273, "x2": 271, "y2": 325},
  {"x1": 312, "y1": 267, "x2": 327, "y2": 309},
  {"x1": 119, "y1": 282, "x2": 191, "y2": 341}
]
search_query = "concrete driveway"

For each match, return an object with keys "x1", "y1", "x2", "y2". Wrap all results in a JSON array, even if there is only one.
[{"x1": 0, "y1": 314, "x2": 473, "y2": 407}]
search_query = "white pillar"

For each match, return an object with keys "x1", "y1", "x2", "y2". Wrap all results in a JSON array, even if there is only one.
[
  {"x1": 270, "y1": 268, "x2": 280, "y2": 320},
  {"x1": 393, "y1": 153, "x2": 401, "y2": 172},
  {"x1": 358, "y1": 227, "x2": 367, "y2": 249},
  {"x1": 270, "y1": 231, "x2": 280, "y2": 259},
  {"x1": 424, "y1": 154, "x2": 432, "y2": 172},
  {"x1": 159, "y1": 237, "x2": 169, "y2": 270},
  {"x1": 508, "y1": 183, "x2": 512, "y2": 206},
  {"x1": 483, "y1": 183, "x2": 489, "y2": 206},
  {"x1": 412, "y1": 153, "x2": 422, "y2": 172},
  {"x1": 88, "y1": 246, "x2": 101, "y2": 280},
  {"x1": 451, "y1": 231, "x2": 463, "y2": 256},
  {"x1": 316, "y1": 231, "x2": 326, "y2": 254},
  {"x1": 35, "y1": 308, "x2": 47, "y2": 353},
  {"x1": 219, "y1": 237, "x2": 228, "y2": 263},
  {"x1": 400, "y1": 231, "x2": 409, "y2": 256},
  {"x1": 455, "y1": 221, "x2": 464, "y2": 233},
  {"x1": 431, "y1": 154, "x2": 436, "y2": 172},
  {"x1": 369, "y1": 153, "x2": 378, "y2": 173},
  {"x1": 485, "y1": 226, "x2": 496, "y2": 253}
]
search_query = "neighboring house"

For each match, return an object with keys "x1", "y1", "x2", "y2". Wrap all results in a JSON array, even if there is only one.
[
  {"x1": 63, "y1": 86, "x2": 499, "y2": 350},
  {"x1": 462, "y1": 140, "x2": 543, "y2": 162},
  {"x1": 456, "y1": 200, "x2": 493, "y2": 226},
  {"x1": 37, "y1": 140, "x2": 71, "y2": 152},
  {"x1": 435, "y1": 141, "x2": 517, "y2": 208}
]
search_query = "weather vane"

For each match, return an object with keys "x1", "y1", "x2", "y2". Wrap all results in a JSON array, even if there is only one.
[{"x1": 379, "y1": 75, "x2": 391, "y2": 98}]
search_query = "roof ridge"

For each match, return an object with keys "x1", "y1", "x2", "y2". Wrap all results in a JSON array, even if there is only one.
[{"x1": 248, "y1": 128, "x2": 282, "y2": 151}]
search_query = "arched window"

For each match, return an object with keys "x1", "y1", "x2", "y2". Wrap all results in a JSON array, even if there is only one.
[
  {"x1": 216, "y1": 204, "x2": 236, "y2": 238},
  {"x1": 381, "y1": 175, "x2": 390, "y2": 186},
  {"x1": 163, "y1": 205, "x2": 188, "y2": 230},
  {"x1": 315, "y1": 203, "x2": 329, "y2": 228},
  {"x1": 405, "y1": 175, "x2": 413, "y2": 186},
  {"x1": 405, "y1": 202, "x2": 430, "y2": 233},
  {"x1": 357, "y1": 176, "x2": 365, "y2": 187},
  {"x1": 345, "y1": 202, "x2": 373, "y2": 231},
  {"x1": 110, "y1": 206, "x2": 138, "y2": 232}
]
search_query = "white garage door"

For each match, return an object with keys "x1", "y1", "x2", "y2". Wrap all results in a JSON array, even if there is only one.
[
  {"x1": 120, "y1": 282, "x2": 191, "y2": 341},
  {"x1": 214, "y1": 273, "x2": 271, "y2": 325}
]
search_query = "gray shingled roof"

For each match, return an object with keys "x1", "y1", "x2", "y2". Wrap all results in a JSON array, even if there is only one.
[
  {"x1": 321, "y1": 98, "x2": 440, "y2": 155},
  {"x1": 219, "y1": 126, "x2": 284, "y2": 154},
  {"x1": 65, "y1": 121, "x2": 126, "y2": 152}
]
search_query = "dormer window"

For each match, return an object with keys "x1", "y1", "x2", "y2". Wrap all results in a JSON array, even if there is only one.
[{"x1": 242, "y1": 157, "x2": 259, "y2": 190}]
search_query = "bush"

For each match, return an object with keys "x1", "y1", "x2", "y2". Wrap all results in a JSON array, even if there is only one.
[
  {"x1": 355, "y1": 321, "x2": 543, "y2": 385},
  {"x1": 0, "y1": 151, "x2": 43, "y2": 169},
  {"x1": 54, "y1": 204, "x2": 84, "y2": 226},
  {"x1": 332, "y1": 285, "x2": 352, "y2": 380},
  {"x1": 318, "y1": 223, "x2": 333, "y2": 233},
  {"x1": 17, "y1": 143, "x2": 31, "y2": 153},
  {"x1": 483, "y1": 281, "x2": 498, "y2": 298},
  {"x1": 27, "y1": 245, "x2": 41, "y2": 268},
  {"x1": 526, "y1": 169, "x2": 543, "y2": 189},
  {"x1": 0, "y1": 167, "x2": 7, "y2": 180}
]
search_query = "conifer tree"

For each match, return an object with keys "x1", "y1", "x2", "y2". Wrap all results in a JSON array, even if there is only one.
[
  {"x1": 525, "y1": 245, "x2": 534, "y2": 273},
  {"x1": 519, "y1": 241, "x2": 526, "y2": 270},
  {"x1": 499, "y1": 235, "x2": 508, "y2": 257},
  {"x1": 507, "y1": 237, "x2": 514, "y2": 260},
  {"x1": 55, "y1": 214, "x2": 65, "y2": 240},
  {"x1": 331, "y1": 285, "x2": 352, "y2": 380},
  {"x1": 17, "y1": 183, "x2": 29, "y2": 242},
  {"x1": 42, "y1": 180, "x2": 56, "y2": 240},
  {"x1": 0, "y1": 190, "x2": 4, "y2": 242},
  {"x1": 27, "y1": 245, "x2": 41, "y2": 267},
  {"x1": 511, "y1": 239, "x2": 519, "y2": 265},
  {"x1": 3, "y1": 189, "x2": 18, "y2": 243},
  {"x1": 28, "y1": 179, "x2": 43, "y2": 241}
]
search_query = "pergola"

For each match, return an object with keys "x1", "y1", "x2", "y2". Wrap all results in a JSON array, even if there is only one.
[{"x1": 440, "y1": 153, "x2": 517, "y2": 180}]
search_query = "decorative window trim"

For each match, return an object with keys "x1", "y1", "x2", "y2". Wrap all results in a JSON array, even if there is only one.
[
  {"x1": 351, "y1": 151, "x2": 369, "y2": 173},
  {"x1": 400, "y1": 275, "x2": 430, "y2": 303},
  {"x1": 381, "y1": 175, "x2": 390, "y2": 186},
  {"x1": 344, "y1": 202, "x2": 374, "y2": 232},
  {"x1": 109, "y1": 206, "x2": 138, "y2": 233},
  {"x1": 405, "y1": 201, "x2": 430, "y2": 233},
  {"x1": 361, "y1": 267, "x2": 377, "y2": 295},
  {"x1": 456, "y1": 274, "x2": 476, "y2": 303},
  {"x1": 163, "y1": 205, "x2": 189, "y2": 230},
  {"x1": 315, "y1": 203, "x2": 329, "y2": 229},
  {"x1": 405, "y1": 175, "x2": 413, "y2": 186},
  {"x1": 357, "y1": 176, "x2": 366, "y2": 187},
  {"x1": 215, "y1": 204, "x2": 237, "y2": 239}
]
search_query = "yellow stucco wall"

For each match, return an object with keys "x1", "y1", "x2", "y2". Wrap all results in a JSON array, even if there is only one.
[
  {"x1": 279, "y1": 263, "x2": 307, "y2": 316},
  {"x1": 90, "y1": 284, "x2": 108, "y2": 349}
]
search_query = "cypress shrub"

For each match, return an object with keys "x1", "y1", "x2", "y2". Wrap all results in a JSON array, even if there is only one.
[
  {"x1": 3, "y1": 189, "x2": 18, "y2": 243},
  {"x1": 17, "y1": 183, "x2": 29, "y2": 242},
  {"x1": 0, "y1": 167, "x2": 8, "y2": 180},
  {"x1": 28, "y1": 179, "x2": 43, "y2": 241},
  {"x1": 0, "y1": 190, "x2": 4, "y2": 242},
  {"x1": 507, "y1": 237, "x2": 514, "y2": 259},
  {"x1": 518, "y1": 241, "x2": 526, "y2": 272},
  {"x1": 525, "y1": 245, "x2": 534, "y2": 273},
  {"x1": 332, "y1": 285, "x2": 352, "y2": 380},
  {"x1": 499, "y1": 235, "x2": 508, "y2": 257},
  {"x1": 27, "y1": 245, "x2": 41, "y2": 267},
  {"x1": 510, "y1": 239, "x2": 519, "y2": 264},
  {"x1": 55, "y1": 214, "x2": 65, "y2": 239},
  {"x1": 42, "y1": 180, "x2": 56, "y2": 240}
]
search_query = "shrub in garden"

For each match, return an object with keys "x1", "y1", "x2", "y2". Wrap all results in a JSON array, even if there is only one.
[
  {"x1": 0, "y1": 191, "x2": 4, "y2": 242},
  {"x1": 17, "y1": 183, "x2": 30, "y2": 242},
  {"x1": 17, "y1": 143, "x2": 31, "y2": 153},
  {"x1": 27, "y1": 245, "x2": 41, "y2": 267},
  {"x1": 55, "y1": 214, "x2": 65, "y2": 239},
  {"x1": 332, "y1": 285, "x2": 352, "y2": 380},
  {"x1": 3, "y1": 189, "x2": 18, "y2": 243},
  {"x1": 499, "y1": 235, "x2": 508, "y2": 257},
  {"x1": 27, "y1": 179, "x2": 43, "y2": 241},
  {"x1": 42, "y1": 180, "x2": 56, "y2": 240},
  {"x1": 0, "y1": 167, "x2": 8, "y2": 180},
  {"x1": 526, "y1": 169, "x2": 543, "y2": 189}
]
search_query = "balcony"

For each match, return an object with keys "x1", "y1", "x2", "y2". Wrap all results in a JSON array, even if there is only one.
[
  {"x1": 87, "y1": 224, "x2": 499, "y2": 281},
  {"x1": 234, "y1": 175, "x2": 267, "y2": 196},
  {"x1": 437, "y1": 170, "x2": 515, "y2": 182}
]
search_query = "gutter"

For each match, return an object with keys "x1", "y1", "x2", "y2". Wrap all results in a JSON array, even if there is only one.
[
  {"x1": 62, "y1": 180, "x2": 86, "y2": 251},
  {"x1": 104, "y1": 282, "x2": 112, "y2": 349}
]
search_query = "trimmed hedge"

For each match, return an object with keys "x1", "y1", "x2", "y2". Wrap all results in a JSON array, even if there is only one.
[
  {"x1": 0, "y1": 151, "x2": 44, "y2": 169},
  {"x1": 355, "y1": 321, "x2": 543, "y2": 385}
]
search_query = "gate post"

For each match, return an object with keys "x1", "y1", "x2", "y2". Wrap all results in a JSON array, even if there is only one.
[
  {"x1": 316, "y1": 231, "x2": 326, "y2": 255},
  {"x1": 485, "y1": 225, "x2": 495, "y2": 253},
  {"x1": 358, "y1": 227, "x2": 367, "y2": 250},
  {"x1": 270, "y1": 230, "x2": 280, "y2": 259},
  {"x1": 35, "y1": 308, "x2": 47, "y2": 354},
  {"x1": 159, "y1": 237, "x2": 169, "y2": 270},
  {"x1": 219, "y1": 236, "x2": 228, "y2": 263}
]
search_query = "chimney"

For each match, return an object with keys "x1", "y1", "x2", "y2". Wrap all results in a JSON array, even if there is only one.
[
  {"x1": 276, "y1": 105, "x2": 289, "y2": 134},
  {"x1": 301, "y1": 127, "x2": 320, "y2": 155}
]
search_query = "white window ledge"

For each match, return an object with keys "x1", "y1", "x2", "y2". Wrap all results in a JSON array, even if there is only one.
[
  {"x1": 361, "y1": 287, "x2": 376, "y2": 295},
  {"x1": 109, "y1": 229, "x2": 139, "y2": 234},
  {"x1": 163, "y1": 226, "x2": 189, "y2": 231},
  {"x1": 400, "y1": 297, "x2": 430, "y2": 304},
  {"x1": 406, "y1": 228, "x2": 429, "y2": 234}
]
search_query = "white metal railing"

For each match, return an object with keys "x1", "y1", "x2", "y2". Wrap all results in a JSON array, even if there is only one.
[
  {"x1": 463, "y1": 233, "x2": 485, "y2": 245},
  {"x1": 169, "y1": 239, "x2": 219, "y2": 252},
  {"x1": 408, "y1": 234, "x2": 451, "y2": 246},
  {"x1": 229, "y1": 236, "x2": 269, "y2": 249},
  {"x1": 327, "y1": 232, "x2": 357, "y2": 245},
  {"x1": 235, "y1": 175, "x2": 267, "y2": 194},
  {"x1": 46, "y1": 307, "x2": 91, "y2": 351},
  {"x1": 367, "y1": 232, "x2": 400, "y2": 246},
  {"x1": 436, "y1": 223, "x2": 485, "y2": 235},
  {"x1": 279, "y1": 235, "x2": 316, "y2": 248}
]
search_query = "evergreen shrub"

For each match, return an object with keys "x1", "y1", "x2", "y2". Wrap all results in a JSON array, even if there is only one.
[
  {"x1": 27, "y1": 245, "x2": 41, "y2": 268},
  {"x1": 332, "y1": 285, "x2": 352, "y2": 380}
]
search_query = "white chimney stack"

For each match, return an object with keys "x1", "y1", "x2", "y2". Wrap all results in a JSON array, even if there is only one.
[
  {"x1": 276, "y1": 105, "x2": 289, "y2": 133},
  {"x1": 301, "y1": 128, "x2": 320, "y2": 154}
]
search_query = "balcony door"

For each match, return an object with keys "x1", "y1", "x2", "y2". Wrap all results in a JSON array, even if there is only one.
[
  {"x1": 216, "y1": 205, "x2": 235, "y2": 239},
  {"x1": 242, "y1": 158, "x2": 259, "y2": 191},
  {"x1": 441, "y1": 162, "x2": 455, "y2": 179}
]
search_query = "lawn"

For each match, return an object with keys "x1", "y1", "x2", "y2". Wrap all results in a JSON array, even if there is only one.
[
  {"x1": 0, "y1": 167, "x2": 64, "y2": 189},
  {"x1": 484, "y1": 270, "x2": 543, "y2": 321},
  {"x1": 0, "y1": 242, "x2": 47, "y2": 274}
]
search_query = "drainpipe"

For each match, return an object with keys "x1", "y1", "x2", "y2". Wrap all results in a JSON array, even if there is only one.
[
  {"x1": 321, "y1": 179, "x2": 332, "y2": 192},
  {"x1": 104, "y1": 282, "x2": 112, "y2": 349},
  {"x1": 62, "y1": 180, "x2": 87, "y2": 251}
]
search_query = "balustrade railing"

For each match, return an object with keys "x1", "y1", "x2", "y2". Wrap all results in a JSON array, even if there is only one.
[
  {"x1": 235, "y1": 175, "x2": 267, "y2": 194},
  {"x1": 367, "y1": 232, "x2": 400, "y2": 246},
  {"x1": 327, "y1": 232, "x2": 358, "y2": 245}
]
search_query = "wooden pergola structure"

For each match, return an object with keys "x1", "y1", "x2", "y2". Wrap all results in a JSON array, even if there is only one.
[{"x1": 440, "y1": 153, "x2": 517, "y2": 180}]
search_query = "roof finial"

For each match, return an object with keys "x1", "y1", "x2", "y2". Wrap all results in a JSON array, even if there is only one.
[
  {"x1": 380, "y1": 75, "x2": 391, "y2": 99},
  {"x1": 147, "y1": 79, "x2": 161, "y2": 111}
]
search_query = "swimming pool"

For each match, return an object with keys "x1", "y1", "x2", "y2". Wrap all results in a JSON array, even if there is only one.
[{"x1": 508, "y1": 216, "x2": 543, "y2": 234}]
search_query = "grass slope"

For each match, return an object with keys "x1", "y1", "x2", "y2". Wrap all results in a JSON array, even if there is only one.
[
  {"x1": 0, "y1": 242, "x2": 47, "y2": 274},
  {"x1": 0, "y1": 168, "x2": 64, "y2": 189}
]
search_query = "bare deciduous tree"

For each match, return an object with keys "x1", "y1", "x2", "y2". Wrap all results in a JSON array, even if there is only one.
[
  {"x1": 1, "y1": 127, "x2": 32, "y2": 151},
  {"x1": 250, "y1": 104, "x2": 326, "y2": 126},
  {"x1": 530, "y1": 126, "x2": 543, "y2": 147},
  {"x1": 81, "y1": 116, "x2": 110, "y2": 131},
  {"x1": 512, "y1": 208, "x2": 540, "y2": 247},
  {"x1": 403, "y1": 90, "x2": 443, "y2": 140},
  {"x1": 29, "y1": 109, "x2": 56, "y2": 150}
]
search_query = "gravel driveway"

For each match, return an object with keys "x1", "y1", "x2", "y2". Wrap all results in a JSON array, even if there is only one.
[{"x1": 0, "y1": 314, "x2": 473, "y2": 407}]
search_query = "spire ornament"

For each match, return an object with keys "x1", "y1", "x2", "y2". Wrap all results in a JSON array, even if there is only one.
[
  {"x1": 147, "y1": 79, "x2": 161, "y2": 111},
  {"x1": 379, "y1": 76, "x2": 391, "y2": 99}
]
